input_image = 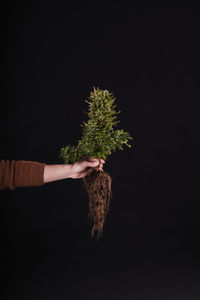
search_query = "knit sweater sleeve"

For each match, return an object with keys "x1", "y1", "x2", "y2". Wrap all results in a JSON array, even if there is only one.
[{"x1": 0, "y1": 160, "x2": 46, "y2": 190}]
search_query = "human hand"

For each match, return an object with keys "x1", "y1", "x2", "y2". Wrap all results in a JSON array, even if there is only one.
[{"x1": 69, "y1": 157, "x2": 105, "y2": 179}]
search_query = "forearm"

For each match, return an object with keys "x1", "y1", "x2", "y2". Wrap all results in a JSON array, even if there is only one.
[{"x1": 43, "y1": 164, "x2": 73, "y2": 183}]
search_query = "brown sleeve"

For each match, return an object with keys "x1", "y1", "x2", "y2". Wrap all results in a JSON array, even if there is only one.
[{"x1": 0, "y1": 160, "x2": 46, "y2": 190}]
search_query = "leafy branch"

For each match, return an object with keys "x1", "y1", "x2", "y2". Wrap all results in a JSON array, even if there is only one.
[{"x1": 59, "y1": 87, "x2": 133, "y2": 164}]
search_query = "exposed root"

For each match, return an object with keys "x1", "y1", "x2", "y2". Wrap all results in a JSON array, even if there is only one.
[{"x1": 82, "y1": 169, "x2": 112, "y2": 241}]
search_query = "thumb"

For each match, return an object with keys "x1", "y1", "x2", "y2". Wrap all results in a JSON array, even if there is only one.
[{"x1": 84, "y1": 160, "x2": 99, "y2": 168}]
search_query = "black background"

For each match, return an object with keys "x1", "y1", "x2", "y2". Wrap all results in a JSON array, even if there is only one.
[{"x1": 1, "y1": 2, "x2": 200, "y2": 299}]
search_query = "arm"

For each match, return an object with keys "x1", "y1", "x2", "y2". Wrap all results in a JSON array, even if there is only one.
[
  {"x1": 0, "y1": 158, "x2": 105, "y2": 190},
  {"x1": 43, "y1": 158, "x2": 105, "y2": 183}
]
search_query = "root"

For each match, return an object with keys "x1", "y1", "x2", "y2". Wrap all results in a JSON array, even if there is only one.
[{"x1": 82, "y1": 169, "x2": 112, "y2": 241}]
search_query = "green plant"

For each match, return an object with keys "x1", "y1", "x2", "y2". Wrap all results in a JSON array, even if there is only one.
[
  {"x1": 59, "y1": 87, "x2": 133, "y2": 240},
  {"x1": 59, "y1": 87, "x2": 133, "y2": 164}
]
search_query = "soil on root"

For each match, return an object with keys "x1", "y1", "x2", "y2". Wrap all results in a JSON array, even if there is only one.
[{"x1": 82, "y1": 169, "x2": 112, "y2": 240}]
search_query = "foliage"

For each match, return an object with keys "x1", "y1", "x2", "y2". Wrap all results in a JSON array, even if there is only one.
[{"x1": 59, "y1": 87, "x2": 133, "y2": 164}]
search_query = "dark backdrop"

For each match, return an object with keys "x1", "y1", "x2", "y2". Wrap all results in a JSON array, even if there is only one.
[{"x1": 1, "y1": 2, "x2": 200, "y2": 299}]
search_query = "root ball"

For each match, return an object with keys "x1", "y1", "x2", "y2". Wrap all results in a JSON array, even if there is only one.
[{"x1": 82, "y1": 169, "x2": 112, "y2": 240}]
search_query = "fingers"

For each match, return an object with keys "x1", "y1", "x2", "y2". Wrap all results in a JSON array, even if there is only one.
[
  {"x1": 100, "y1": 158, "x2": 105, "y2": 164},
  {"x1": 97, "y1": 161, "x2": 104, "y2": 171},
  {"x1": 95, "y1": 158, "x2": 105, "y2": 172},
  {"x1": 83, "y1": 157, "x2": 105, "y2": 172},
  {"x1": 87, "y1": 157, "x2": 105, "y2": 164},
  {"x1": 87, "y1": 156, "x2": 105, "y2": 163},
  {"x1": 85, "y1": 157, "x2": 105, "y2": 167},
  {"x1": 86, "y1": 160, "x2": 100, "y2": 168}
]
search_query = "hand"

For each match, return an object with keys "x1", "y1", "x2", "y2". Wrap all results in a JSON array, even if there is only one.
[{"x1": 69, "y1": 157, "x2": 105, "y2": 179}]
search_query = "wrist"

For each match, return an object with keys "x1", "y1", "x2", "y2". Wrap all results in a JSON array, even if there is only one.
[{"x1": 62, "y1": 164, "x2": 74, "y2": 179}]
